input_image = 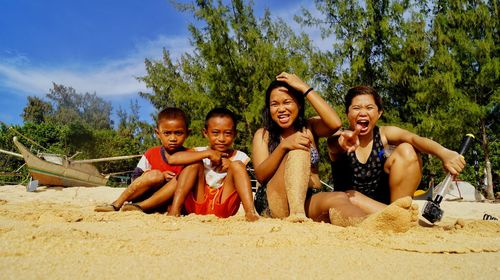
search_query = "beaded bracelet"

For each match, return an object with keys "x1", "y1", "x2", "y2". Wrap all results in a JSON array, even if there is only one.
[{"x1": 303, "y1": 87, "x2": 314, "y2": 97}]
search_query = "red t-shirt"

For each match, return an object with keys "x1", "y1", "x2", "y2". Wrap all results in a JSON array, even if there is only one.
[{"x1": 132, "y1": 146, "x2": 185, "y2": 180}]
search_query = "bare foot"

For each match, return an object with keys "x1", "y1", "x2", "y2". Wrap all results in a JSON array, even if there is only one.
[
  {"x1": 358, "y1": 197, "x2": 418, "y2": 233},
  {"x1": 245, "y1": 211, "x2": 259, "y2": 222},
  {"x1": 120, "y1": 203, "x2": 144, "y2": 212},
  {"x1": 167, "y1": 208, "x2": 181, "y2": 217},
  {"x1": 94, "y1": 203, "x2": 120, "y2": 212},
  {"x1": 328, "y1": 208, "x2": 363, "y2": 227},
  {"x1": 285, "y1": 213, "x2": 311, "y2": 223}
]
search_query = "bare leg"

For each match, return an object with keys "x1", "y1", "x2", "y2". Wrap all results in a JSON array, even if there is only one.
[
  {"x1": 168, "y1": 163, "x2": 204, "y2": 216},
  {"x1": 306, "y1": 192, "x2": 366, "y2": 224},
  {"x1": 385, "y1": 143, "x2": 422, "y2": 202},
  {"x1": 222, "y1": 161, "x2": 259, "y2": 221},
  {"x1": 343, "y1": 144, "x2": 423, "y2": 215},
  {"x1": 266, "y1": 154, "x2": 290, "y2": 218},
  {"x1": 346, "y1": 190, "x2": 387, "y2": 214},
  {"x1": 357, "y1": 196, "x2": 419, "y2": 233},
  {"x1": 131, "y1": 177, "x2": 178, "y2": 212},
  {"x1": 97, "y1": 170, "x2": 164, "y2": 211},
  {"x1": 284, "y1": 150, "x2": 310, "y2": 222}
]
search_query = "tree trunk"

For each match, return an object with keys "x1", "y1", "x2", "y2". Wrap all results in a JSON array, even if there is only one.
[{"x1": 481, "y1": 120, "x2": 494, "y2": 200}]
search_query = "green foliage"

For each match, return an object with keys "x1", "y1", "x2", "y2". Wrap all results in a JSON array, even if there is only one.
[
  {"x1": 44, "y1": 83, "x2": 114, "y2": 129},
  {"x1": 298, "y1": 0, "x2": 498, "y2": 189},
  {"x1": 138, "y1": 0, "x2": 316, "y2": 154},
  {"x1": 3, "y1": 0, "x2": 498, "y2": 192}
]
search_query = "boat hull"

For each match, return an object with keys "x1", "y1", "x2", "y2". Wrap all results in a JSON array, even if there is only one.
[{"x1": 13, "y1": 137, "x2": 108, "y2": 187}]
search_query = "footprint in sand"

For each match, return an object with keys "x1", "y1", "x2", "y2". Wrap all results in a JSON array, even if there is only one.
[{"x1": 358, "y1": 196, "x2": 419, "y2": 233}]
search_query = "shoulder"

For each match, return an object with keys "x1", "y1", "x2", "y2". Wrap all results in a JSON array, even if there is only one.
[
  {"x1": 234, "y1": 149, "x2": 249, "y2": 158},
  {"x1": 380, "y1": 125, "x2": 416, "y2": 144},
  {"x1": 253, "y1": 128, "x2": 269, "y2": 143},
  {"x1": 144, "y1": 146, "x2": 162, "y2": 156},
  {"x1": 194, "y1": 146, "x2": 208, "y2": 152},
  {"x1": 254, "y1": 128, "x2": 268, "y2": 138},
  {"x1": 233, "y1": 150, "x2": 250, "y2": 165}
]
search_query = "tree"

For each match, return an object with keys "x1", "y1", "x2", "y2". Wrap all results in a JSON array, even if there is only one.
[
  {"x1": 299, "y1": 0, "x2": 498, "y2": 192},
  {"x1": 138, "y1": 0, "x2": 316, "y2": 152},
  {"x1": 298, "y1": 0, "x2": 418, "y2": 109},
  {"x1": 46, "y1": 83, "x2": 113, "y2": 130},
  {"x1": 22, "y1": 96, "x2": 53, "y2": 124},
  {"x1": 416, "y1": 0, "x2": 499, "y2": 198}
]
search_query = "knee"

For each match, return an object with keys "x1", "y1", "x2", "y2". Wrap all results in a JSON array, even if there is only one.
[
  {"x1": 182, "y1": 162, "x2": 204, "y2": 173},
  {"x1": 143, "y1": 169, "x2": 164, "y2": 182},
  {"x1": 345, "y1": 190, "x2": 362, "y2": 201},
  {"x1": 326, "y1": 192, "x2": 350, "y2": 204},
  {"x1": 393, "y1": 143, "x2": 419, "y2": 164},
  {"x1": 228, "y1": 160, "x2": 245, "y2": 172},
  {"x1": 228, "y1": 161, "x2": 249, "y2": 179}
]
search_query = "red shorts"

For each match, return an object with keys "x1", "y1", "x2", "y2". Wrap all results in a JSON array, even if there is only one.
[{"x1": 184, "y1": 184, "x2": 241, "y2": 218}]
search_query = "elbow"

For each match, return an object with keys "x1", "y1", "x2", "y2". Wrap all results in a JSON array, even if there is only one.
[{"x1": 253, "y1": 169, "x2": 268, "y2": 185}]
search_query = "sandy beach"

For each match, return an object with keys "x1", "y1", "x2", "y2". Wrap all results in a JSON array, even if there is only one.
[{"x1": 0, "y1": 184, "x2": 499, "y2": 279}]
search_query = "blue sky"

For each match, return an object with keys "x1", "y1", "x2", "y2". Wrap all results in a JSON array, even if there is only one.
[{"x1": 0, "y1": 0, "x2": 326, "y2": 126}]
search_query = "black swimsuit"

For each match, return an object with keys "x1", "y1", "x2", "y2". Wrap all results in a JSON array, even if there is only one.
[{"x1": 330, "y1": 126, "x2": 390, "y2": 204}]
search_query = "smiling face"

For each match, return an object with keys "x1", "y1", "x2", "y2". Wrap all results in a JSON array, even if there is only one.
[
  {"x1": 155, "y1": 117, "x2": 189, "y2": 154},
  {"x1": 203, "y1": 116, "x2": 236, "y2": 152},
  {"x1": 347, "y1": 94, "x2": 383, "y2": 136},
  {"x1": 269, "y1": 87, "x2": 300, "y2": 131}
]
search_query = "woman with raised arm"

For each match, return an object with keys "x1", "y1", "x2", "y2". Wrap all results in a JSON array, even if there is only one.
[{"x1": 252, "y1": 72, "x2": 366, "y2": 222}]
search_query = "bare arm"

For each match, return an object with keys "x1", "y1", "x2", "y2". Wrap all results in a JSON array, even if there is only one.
[
  {"x1": 382, "y1": 126, "x2": 466, "y2": 175},
  {"x1": 165, "y1": 149, "x2": 226, "y2": 166},
  {"x1": 275, "y1": 72, "x2": 342, "y2": 137},
  {"x1": 327, "y1": 128, "x2": 360, "y2": 161},
  {"x1": 252, "y1": 128, "x2": 310, "y2": 184}
]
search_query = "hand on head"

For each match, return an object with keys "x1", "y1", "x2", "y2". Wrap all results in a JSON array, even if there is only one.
[
  {"x1": 339, "y1": 128, "x2": 360, "y2": 153},
  {"x1": 275, "y1": 72, "x2": 310, "y2": 94}
]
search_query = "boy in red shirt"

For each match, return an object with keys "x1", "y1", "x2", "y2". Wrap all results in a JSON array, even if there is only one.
[
  {"x1": 95, "y1": 107, "x2": 189, "y2": 212},
  {"x1": 167, "y1": 108, "x2": 259, "y2": 221}
]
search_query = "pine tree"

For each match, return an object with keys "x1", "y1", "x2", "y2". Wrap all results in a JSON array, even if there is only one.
[{"x1": 138, "y1": 0, "x2": 315, "y2": 151}]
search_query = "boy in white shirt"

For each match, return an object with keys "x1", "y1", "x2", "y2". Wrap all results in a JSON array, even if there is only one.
[{"x1": 167, "y1": 108, "x2": 259, "y2": 221}]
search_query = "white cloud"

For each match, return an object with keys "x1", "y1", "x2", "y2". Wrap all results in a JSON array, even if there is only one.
[
  {"x1": 0, "y1": 2, "x2": 332, "y2": 101},
  {"x1": 0, "y1": 35, "x2": 191, "y2": 97}
]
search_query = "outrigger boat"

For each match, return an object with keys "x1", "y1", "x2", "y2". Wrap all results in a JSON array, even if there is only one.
[{"x1": 0, "y1": 137, "x2": 141, "y2": 188}]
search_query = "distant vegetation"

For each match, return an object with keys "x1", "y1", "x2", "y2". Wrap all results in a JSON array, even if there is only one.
[{"x1": 1, "y1": 0, "x2": 498, "y2": 196}]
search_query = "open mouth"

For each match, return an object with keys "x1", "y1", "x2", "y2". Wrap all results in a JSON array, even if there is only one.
[
  {"x1": 277, "y1": 114, "x2": 290, "y2": 124},
  {"x1": 356, "y1": 120, "x2": 369, "y2": 132}
]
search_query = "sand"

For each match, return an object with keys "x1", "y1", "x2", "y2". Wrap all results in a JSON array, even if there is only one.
[{"x1": 0, "y1": 184, "x2": 499, "y2": 279}]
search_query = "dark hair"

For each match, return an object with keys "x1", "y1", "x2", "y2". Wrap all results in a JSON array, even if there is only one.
[
  {"x1": 344, "y1": 86, "x2": 383, "y2": 114},
  {"x1": 157, "y1": 107, "x2": 189, "y2": 129},
  {"x1": 262, "y1": 80, "x2": 307, "y2": 153},
  {"x1": 205, "y1": 107, "x2": 237, "y2": 131}
]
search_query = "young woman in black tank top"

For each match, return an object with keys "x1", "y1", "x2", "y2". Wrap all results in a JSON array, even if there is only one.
[{"x1": 328, "y1": 86, "x2": 466, "y2": 214}]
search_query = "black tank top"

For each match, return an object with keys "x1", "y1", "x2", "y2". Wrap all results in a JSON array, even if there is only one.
[{"x1": 330, "y1": 126, "x2": 390, "y2": 204}]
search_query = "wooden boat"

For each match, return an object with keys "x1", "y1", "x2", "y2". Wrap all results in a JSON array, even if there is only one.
[{"x1": 4, "y1": 137, "x2": 140, "y2": 187}]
